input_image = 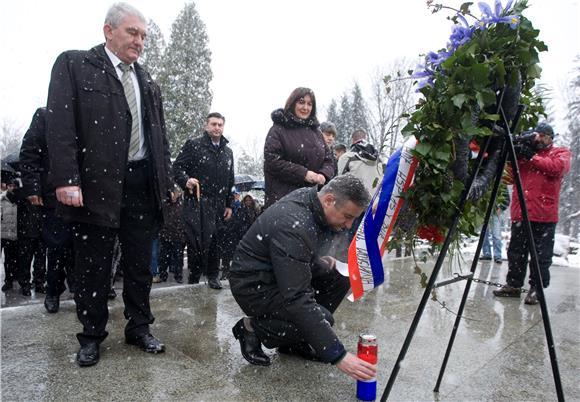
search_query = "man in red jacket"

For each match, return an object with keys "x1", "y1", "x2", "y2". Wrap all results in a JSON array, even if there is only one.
[{"x1": 494, "y1": 122, "x2": 571, "y2": 305}]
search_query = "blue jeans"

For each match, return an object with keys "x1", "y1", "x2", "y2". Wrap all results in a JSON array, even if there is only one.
[{"x1": 482, "y1": 212, "x2": 503, "y2": 260}]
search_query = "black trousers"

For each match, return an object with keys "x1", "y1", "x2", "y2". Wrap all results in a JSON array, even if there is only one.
[
  {"x1": 18, "y1": 237, "x2": 46, "y2": 288},
  {"x1": 506, "y1": 221, "x2": 557, "y2": 288},
  {"x1": 252, "y1": 270, "x2": 350, "y2": 349},
  {"x1": 1, "y1": 239, "x2": 19, "y2": 283},
  {"x1": 42, "y1": 208, "x2": 74, "y2": 296},
  {"x1": 72, "y1": 160, "x2": 157, "y2": 346}
]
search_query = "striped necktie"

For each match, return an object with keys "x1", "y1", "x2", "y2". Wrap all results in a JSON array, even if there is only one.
[{"x1": 118, "y1": 63, "x2": 141, "y2": 160}]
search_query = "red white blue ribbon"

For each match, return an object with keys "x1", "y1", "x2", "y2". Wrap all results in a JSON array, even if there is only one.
[{"x1": 347, "y1": 137, "x2": 418, "y2": 301}]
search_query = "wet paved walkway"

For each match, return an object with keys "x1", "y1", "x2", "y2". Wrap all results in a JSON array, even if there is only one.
[{"x1": 1, "y1": 256, "x2": 579, "y2": 401}]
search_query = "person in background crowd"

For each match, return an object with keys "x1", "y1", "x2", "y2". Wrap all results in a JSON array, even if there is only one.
[
  {"x1": 46, "y1": 2, "x2": 173, "y2": 366},
  {"x1": 494, "y1": 122, "x2": 571, "y2": 305},
  {"x1": 320, "y1": 121, "x2": 337, "y2": 148},
  {"x1": 320, "y1": 121, "x2": 339, "y2": 177},
  {"x1": 15, "y1": 186, "x2": 46, "y2": 296},
  {"x1": 18, "y1": 107, "x2": 75, "y2": 312},
  {"x1": 263, "y1": 87, "x2": 334, "y2": 208},
  {"x1": 158, "y1": 189, "x2": 186, "y2": 284},
  {"x1": 480, "y1": 185, "x2": 510, "y2": 264},
  {"x1": 333, "y1": 143, "x2": 347, "y2": 161},
  {"x1": 1, "y1": 172, "x2": 20, "y2": 293},
  {"x1": 232, "y1": 192, "x2": 242, "y2": 214},
  {"x1": 337, "y1": 129, "x2": 383, "y2": 240},
  {"x1": 173, "y1": 112, "x2": 234, "y2": 290},
  {"x1": 229, "y1": 175, "x2": 376, "y2": 381}
]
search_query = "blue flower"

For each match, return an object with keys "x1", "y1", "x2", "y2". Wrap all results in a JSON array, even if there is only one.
[
  {"x1": 448, "y1": 14, "x2": 474, "y2": 50},
  {"x1": 478, "y1": 0, "x2": 520, "y2": 29},
  {"x1": 412, "y1": 64, "x2": 436, "y2": 91}
]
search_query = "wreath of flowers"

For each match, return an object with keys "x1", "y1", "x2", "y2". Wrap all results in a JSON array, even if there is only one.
[{"x1": 397, "y1": 0, "x2": 547, "y2": 248}]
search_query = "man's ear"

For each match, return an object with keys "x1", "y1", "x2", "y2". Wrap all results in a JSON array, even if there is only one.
[
  {"x1": 321, "y1": 193, "x2": 335, "y2": 208},
  {"x1": 103, "y1": 24, "x2": 113, "y2": 41}
]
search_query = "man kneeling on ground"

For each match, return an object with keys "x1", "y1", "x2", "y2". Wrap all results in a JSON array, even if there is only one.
[{"x1": 229, "y1": 175, "x2": 377, "y2": 380}]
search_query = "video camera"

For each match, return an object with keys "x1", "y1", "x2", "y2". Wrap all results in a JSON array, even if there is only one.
[{"x1": 512, "y1": 130, "x2": 538, "y2": 160}]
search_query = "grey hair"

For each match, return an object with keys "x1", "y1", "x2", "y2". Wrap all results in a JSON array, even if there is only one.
[
  {"x1": 105, "y1": 2, "x2": 146, "y2": 28},
  {"x1": 320, "y1": 121, "x2": 337, "y2": 136},
  {"x1": 319, "y1": 174, "x2": 371, "y2": 209}
]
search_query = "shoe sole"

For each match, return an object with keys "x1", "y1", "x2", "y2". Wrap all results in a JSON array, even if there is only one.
[{"x1": 76, "y1": 357, "x2": 99, "y2": 367}]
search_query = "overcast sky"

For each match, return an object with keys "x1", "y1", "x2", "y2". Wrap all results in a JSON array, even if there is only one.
[{"x1": 1, "y1": 0, "x2": 578, "y2": 157}]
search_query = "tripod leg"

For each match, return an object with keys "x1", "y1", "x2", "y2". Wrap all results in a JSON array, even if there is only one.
[
  {"x1": 434, "y1": 144, "x2": 508, "y2": 392},
  {"x1": 504, "y1": 113, "x2": 565, "y2": 401},
  {"x1": 381, "y1": 134, "x2": 494, "y2": 401}
]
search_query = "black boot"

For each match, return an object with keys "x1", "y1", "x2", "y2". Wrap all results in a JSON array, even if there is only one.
[
  {"x1": 44, "y1": 295, "x2": 60, "y2": 313},
  {"x1": 524, "y1": 287, "x2": 539, "y2": 305},
  {"x1": 1, "y1": 281, "x2": 13, "y2": 292},
  {"x1": 232, "y1": 319, "x2": 270, "y2": 366}
]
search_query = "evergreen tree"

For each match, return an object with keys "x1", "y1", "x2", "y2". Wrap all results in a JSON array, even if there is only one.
[
  {"x1": 139, "y1": 20, "x2": 166, "y2": 81},
  {"x1": 559, "y1": 56, "x2": 580, "y2": 238},
  {"x1": 350, "y1": 83, "x2": 370, "y2": 135},
  {"x1": 326, "y1": 99, "x2": 341, "y2": 141},
  {"x1": 160, "y1": 2, "x2": 213, "y2": 155},
  {"x1": 338, "y1": 94, "x2": 354, "y2": 144},
  {"x1": 236, "y1": 150, "x2": 264, "y2": 177}
]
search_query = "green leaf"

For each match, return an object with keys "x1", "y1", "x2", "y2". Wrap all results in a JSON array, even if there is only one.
[
  {"x1": 527, "y1": 64, "x2": 542, "y2": 79},
  {"x1": 459, "y1": 2, "x2": 473, "y2": 15},
  {"x1": 452, "y1": 94, "x2": 467, "y2": 109},
  {"x1": 414, "y1": 142, "x2": 433, "y2": 156}
]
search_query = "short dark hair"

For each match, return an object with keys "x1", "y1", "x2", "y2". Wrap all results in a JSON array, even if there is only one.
[
  {"x1": 319, "y1": 174, "x2": 371, "y2": 209},
  {"x1": 284, "y1": 87, "x2": 317, "y2": 120},
  {"x1": 333, "y1": 143, "x2": 347, "y2": 153},
  {"x1": 207, "y1": 112, "x2": 225, "y2": 123}
]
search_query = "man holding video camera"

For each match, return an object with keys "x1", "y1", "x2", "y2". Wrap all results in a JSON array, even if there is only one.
[{"x1": 494, "y1": 122, "x2": 571, "y2": 305}]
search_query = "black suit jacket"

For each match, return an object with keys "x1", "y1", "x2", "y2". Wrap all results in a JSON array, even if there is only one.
[{"x1": 46, "y1": 44, "x2": 172, "y2": 228}]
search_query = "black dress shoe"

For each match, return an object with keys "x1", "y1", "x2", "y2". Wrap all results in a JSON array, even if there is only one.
[
  {"x1": 126, "y1": 333, "x2": 165, "y2": 353},
  {"x1": 480, "y1": 256, "x2": 492, "y2": 261},
  {"x1": 208, "y1": 277, "x2": 222, "y2": 290},
  {"x1": 232, "y1": 319, "x2": 270, "y2": 366},
  {"x1": 108, "y1": 287, "x2": 117, "y2": 300},
  {"x1": 1, "y1": 281, "x2": 13, "y2": 292},
  {"x1": 76, "y1": 342, "x2": 100, "y2": 367},
  {"x1": 278, "y1": 342, "x2": 321, "y2": 361},
  {"x1": 44, "y1": 295, "x2": 60, "y2": 313}
]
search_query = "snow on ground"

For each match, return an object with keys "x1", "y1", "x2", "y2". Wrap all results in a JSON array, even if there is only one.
[{"x1": 461, "y1": 232, "x2": 579, "y2": 268}]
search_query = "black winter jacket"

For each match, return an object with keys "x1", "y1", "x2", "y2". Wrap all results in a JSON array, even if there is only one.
[
  {"x1": 46, "y1": 44, "x2": 173, "y2": 228},
  {"x1": 173, "y1": 133, "x2": 235, "y2": 210},
  {"x1": 229, "y1": 187, "x2": 346, "y2": 363}
]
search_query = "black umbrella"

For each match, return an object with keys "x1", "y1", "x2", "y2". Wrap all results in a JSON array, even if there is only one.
[
  {"x1": 1, "y1": 152, "x2": 20, "y2": 172},
  {"x1": 183, "y1": 183, "x2": 215, "y2": 279},
  {"x1": 234, "y1": 174, "x2": 258, "y2": 192}
]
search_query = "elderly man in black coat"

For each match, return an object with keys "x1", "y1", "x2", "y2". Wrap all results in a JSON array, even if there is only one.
[
  {"x1": 229, "y1": 175, "x2": 377, "y2": 381},
  {"x1": 173, "y1": 112, "x2": 235, "y2": 290},
  {"x1": 46, "y1": 3, "x2": 173, "y2": 367}
]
